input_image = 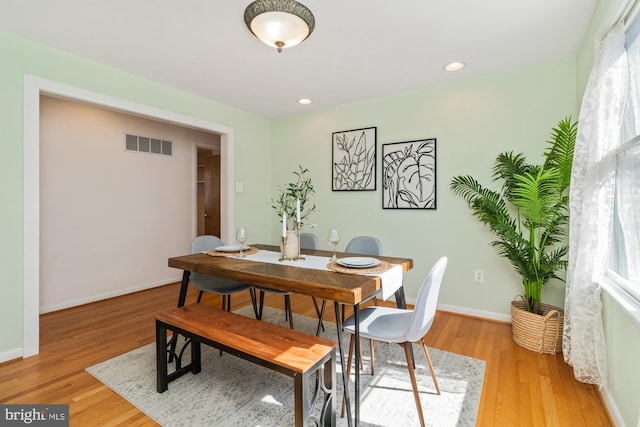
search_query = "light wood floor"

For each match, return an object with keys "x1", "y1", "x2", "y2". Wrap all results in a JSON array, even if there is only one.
[{"x1": 0, "y1": 283, "x2": 612, "y2": 426}]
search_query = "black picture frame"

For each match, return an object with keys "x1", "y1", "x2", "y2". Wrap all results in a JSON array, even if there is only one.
[
  {"x1": 332, "y1": 127, "x2": 377, "y2": 191},
  {"x1": 382, "y1": 138, "x2": 436, "y2": 209}
]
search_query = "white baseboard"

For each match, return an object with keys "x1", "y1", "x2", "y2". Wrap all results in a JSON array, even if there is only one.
[
  {"x1": 600, "y1": 386, "x2": 628, "y2": 427},
  {"x1": 435, "y1": 303, "x2": 512, "y2": 323},
  {"x1": 39, "y1": 276, "x2": 182, "y2": 314},
  {"x1": 0, "y1": 347, "x2": 23, "y2": 364}
]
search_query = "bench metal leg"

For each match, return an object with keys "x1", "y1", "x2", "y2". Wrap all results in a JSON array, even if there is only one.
[
  {"x1": 156, "y1": 321, "x2": 201, "y2": 393},
  {"x1": 156, "y1": 322, "x2": 168, "y2": 393},
  {"x1": 294, "y1": 351, "x2": 336, "y2": 427}
]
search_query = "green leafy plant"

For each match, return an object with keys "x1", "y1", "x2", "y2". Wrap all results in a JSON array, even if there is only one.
[
  {"x1": 270, "y1": 166, "x2": 317, "y2": 229},
  {"x1": 450, "y1": 117, "x2": 577, "y2": 314}
]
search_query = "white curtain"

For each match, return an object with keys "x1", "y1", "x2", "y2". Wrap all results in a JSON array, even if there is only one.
[{"x1": 563, "y1": 26, "x2": 628, "y2": 387}]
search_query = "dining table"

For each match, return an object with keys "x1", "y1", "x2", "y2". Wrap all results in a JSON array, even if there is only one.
[{"x1": 168, "y1": 243, "x2": 413, "y2": 427}]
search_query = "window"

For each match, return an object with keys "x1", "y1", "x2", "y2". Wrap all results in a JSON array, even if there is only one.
[{"x1": 608, "y1": 15, "x2": 640, "y2": 303}]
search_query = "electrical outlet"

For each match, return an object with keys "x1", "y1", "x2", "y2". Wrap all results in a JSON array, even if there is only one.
[{"x1": 473, "y1": 269, "x2": 484, "y2": 283}]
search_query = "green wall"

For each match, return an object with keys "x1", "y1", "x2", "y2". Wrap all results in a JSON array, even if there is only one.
[
  {"x1": 0, "y1": 31, "x2": 273, "y2": 356},
  {"x1": 271, "y1": 59, "x2": 577, "y2": 318}
]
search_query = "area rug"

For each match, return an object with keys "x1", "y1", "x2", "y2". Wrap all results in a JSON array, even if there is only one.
[{"x1": 87, "y1": 307, "x2": 485, "y2": 426}]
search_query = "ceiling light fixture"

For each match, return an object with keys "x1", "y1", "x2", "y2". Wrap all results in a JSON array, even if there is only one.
[
  {"x1": 244, "y1": 0, "x2": 315, "y2": 53},
  {"x1": 297, "y1": 98, "x2": 312, "y2": 105},
  {"x1": 444, "y1": 62, "x2": 465, "y2": 71}
]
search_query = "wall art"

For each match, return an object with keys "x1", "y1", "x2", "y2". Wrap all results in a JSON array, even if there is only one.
[
  {"x1": 382, "y1": 138, "x2": 436, "y2": 209},
  {"x1": 332, "y1": 127, "x2": 376, "y2": 191}
]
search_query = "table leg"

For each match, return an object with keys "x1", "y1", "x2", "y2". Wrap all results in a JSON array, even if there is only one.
[
  {"x1": 394, "y1": 286, "x2": 415, "y2": 367},
  {"x1": 353, "y1": 303, "x2": 360, "y2": 427},
  {"x1": 170, "y1": 270, "x2": 191, "y2": 363},
  {"x1": 394, "y1": 287, "x2": 407, "y2": 309},
  {"x1": 334, "y1": 302, "x2": 353, "y2": 427},
  {"x1": 177, "y1": 270, "x2": 191, "y2": 307}
]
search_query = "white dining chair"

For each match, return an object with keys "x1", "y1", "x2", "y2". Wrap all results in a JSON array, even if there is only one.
[{"x1": 341, "y1": 256, "x2": 448, "y2": 427}]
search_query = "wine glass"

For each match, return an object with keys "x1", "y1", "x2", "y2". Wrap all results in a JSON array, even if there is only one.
[
  {"x1": 327, "y1": 228, "x2": 339, "y2": 261},
  {"x1": 236, "y1": 227, "x2": 247, "y2": 257}
]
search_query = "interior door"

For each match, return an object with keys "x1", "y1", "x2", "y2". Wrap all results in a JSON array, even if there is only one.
[{"x1": 197, "y1": 148, "x2": 221, "y2": 237}]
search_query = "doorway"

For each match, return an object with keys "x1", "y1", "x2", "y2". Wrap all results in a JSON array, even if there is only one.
[
  {"x1": 22, "y1": 75, "x2": 236, "y2": 357},
  {"x1": 197, "y1": 147, "x2": 221, "y2": 236}
]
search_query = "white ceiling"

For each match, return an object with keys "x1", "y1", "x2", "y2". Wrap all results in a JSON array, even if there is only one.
[{"x1": 0, "y1": 1, "x2": 598, "y2": 118}]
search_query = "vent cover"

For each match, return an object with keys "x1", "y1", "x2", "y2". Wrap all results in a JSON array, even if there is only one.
[{"x1": 125, "y1": 133, "x2": 172, "y2": 156}]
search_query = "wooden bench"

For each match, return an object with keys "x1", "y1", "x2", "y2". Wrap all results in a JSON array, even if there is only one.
[{"x1": 155, "y1": 304, "x2": 337, "y2": 427}]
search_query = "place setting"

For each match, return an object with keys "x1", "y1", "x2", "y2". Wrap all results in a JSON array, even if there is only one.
[
  {"x1": 325, "y1": 229, "x2": 393, "y2": 275},
  {"x1": 203, "y1": 227, "x2": 259, "y2": 257}
]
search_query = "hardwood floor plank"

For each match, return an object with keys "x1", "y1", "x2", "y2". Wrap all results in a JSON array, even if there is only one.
[{"x1": 0, "y1": 282, "x2": 613, "y2": 426}]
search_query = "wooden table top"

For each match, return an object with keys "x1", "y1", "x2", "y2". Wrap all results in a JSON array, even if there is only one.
[{"x1": 168, "y1": 244, "x2": 413, "y2": 305}]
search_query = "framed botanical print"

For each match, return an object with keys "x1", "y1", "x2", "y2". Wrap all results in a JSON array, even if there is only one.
[
  {"x1": 332, "y1": 127, "x2": 376, "y2": 191},
  {"x1": 382, "y1": 138, "x2": 436, "y2": 209}
]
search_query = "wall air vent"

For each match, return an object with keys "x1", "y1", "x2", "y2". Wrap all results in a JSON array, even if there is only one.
[{"x1": 125, "y1": 133, "x2": 172, "y2": 156}]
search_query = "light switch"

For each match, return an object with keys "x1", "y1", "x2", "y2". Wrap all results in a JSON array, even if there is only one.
[{"x1": 235, "y1": 182, "x2": 244, "y2": 192}]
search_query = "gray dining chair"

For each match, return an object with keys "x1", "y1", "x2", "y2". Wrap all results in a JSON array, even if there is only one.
[
  {"x1": 343, "y1": 236, "x2": 383, "y2": 314},
  {"x1": 345, "y1": 235, "x2": 383, "y2": 257},
  {"x1": 341, "y1": 256, "x2": 448, "y2": 427},
  {"x1": 190, "y1": 235, "x2": 257, "y2": 317},
  {"x1": 256, "y1": 232, "x2": 324, "y2": 331}
]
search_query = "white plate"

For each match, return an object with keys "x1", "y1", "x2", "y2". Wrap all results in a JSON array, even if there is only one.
[
  {"x1": 337, "y1": 257, "x2": 381, "y2": 268},
  {"x1": 214, "y1": 245, "x2": 249, "y2": 252}
]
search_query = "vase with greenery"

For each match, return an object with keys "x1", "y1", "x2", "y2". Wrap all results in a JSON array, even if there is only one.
[
  {"x1": 450, "y1": 117, "x2": 577, "y2": 315},
  {"x1": 270, "y1": 166, "x2": 317, "y2": 230}
]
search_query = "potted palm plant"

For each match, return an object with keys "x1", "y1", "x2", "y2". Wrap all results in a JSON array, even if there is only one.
[{"x1": 450, "y1": 117, "x2": 577, "y2": 353}]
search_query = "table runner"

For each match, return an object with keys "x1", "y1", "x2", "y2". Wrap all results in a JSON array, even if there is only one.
[{"x1": 242, "y1": 249, "x2": 403, "y2": 300}]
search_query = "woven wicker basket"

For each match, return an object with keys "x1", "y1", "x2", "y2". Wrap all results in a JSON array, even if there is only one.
[{"x1": 511, "y1": 299, "x2": 564, "y2": 354}]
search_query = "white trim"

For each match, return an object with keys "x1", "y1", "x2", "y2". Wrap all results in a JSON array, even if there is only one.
[
  {"x1": 0, "y1": 348, "x2": 23, "y2": 364},
  {"x1": 22, "y1": 77, "x2": 41, "y2": 357},
  {"x1": 601, "y1": 274, "x2": 640, "y2": 327},
  {"x1": 600, "y1": 386, "x2": 627, "y2": 427},
  {"x1": 432, "y1": 302, "x2": 512, "y2": 323},
  {"x1": 22, "y1": 75, "x2": 235, "y2": 357},
  {"x1": 39, "y1": 276, "x2": 182, "y2": 314}
]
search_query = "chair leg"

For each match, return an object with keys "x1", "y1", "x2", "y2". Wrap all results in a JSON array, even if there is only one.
[
  {"x1": 312, "y1": 297, "x2": 325, "y2": 332},
  {"x1": 369, "y1": 339, "x2": 375, "y2": 375},
  {"x1": 284, "y1": 295, "x2": 294, "y2": 329},
  {"x1": 221, "y1": 295, "x2": 226, "y2": 311},
  {"x1": 315, "y1": 299, "x2": 327, "y2": 336},
  {"x1": 420, "y1": 339, "x2": 440, "y2": 395},
  {"x1": 341, "y1": 335, "x2": 355, "y2": 418},
  {"x1": 257, "y1": 291, "x2": 265, "y2": 320},
  {"x1": 197, "y1": 291, "x2": 204, "y2": 303},
  {"x1": 403, "y1": 342, "x2": 426, "y2": 427},
  {"x1": 249, "y1": 288, "x2": 258, "y2": 319}
]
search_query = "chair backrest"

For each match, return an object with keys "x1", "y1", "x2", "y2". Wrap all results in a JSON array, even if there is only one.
[
  {"x1": 404, "y1": 257, "x2": 448, "y2": 342},
  {"x1": 191, "y1": 235, "x2": 224, "y2": 254},
  {"x1": 190, "y1": 235, "x2": 225, "y2": 289},
  {"x1": 345, "y1": 236, "x2": 383, "y2": 256},
  {"x1": 299, "y1": 233, "x2": 320, "y2": 250}
]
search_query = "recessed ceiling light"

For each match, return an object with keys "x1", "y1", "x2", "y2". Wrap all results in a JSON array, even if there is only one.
[
  {"x1": 444, "y1": 62, "x2": 465, "y2": 71},
  {"x1": 298, "y1": 98, "x2": 312, "y2": 105}
]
